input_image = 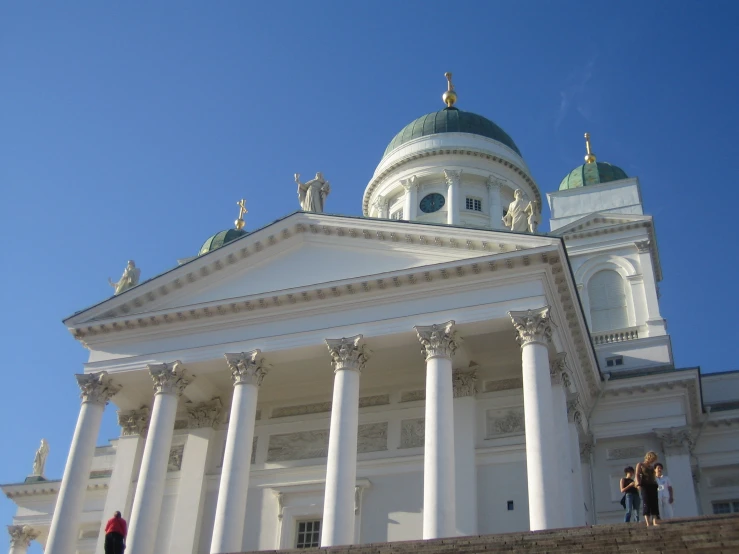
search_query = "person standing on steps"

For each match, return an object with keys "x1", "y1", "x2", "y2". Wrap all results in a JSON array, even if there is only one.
[
  {"x1": 655, "y1": 463, "x2": 674, "y2": 520},
  {"x1": 635, "y1": 451, "x2": 660, "y2": 526},
  {"x1": 104, "y1": 510, "x2": 127, "y2": 554},
  {"x1": 620, "y1": 466, "x2": 641, "y2": 523}
]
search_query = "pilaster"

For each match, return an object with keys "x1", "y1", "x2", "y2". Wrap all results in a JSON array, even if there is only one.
[
  {"x1": 452, "y1": 369, "x2": 477, "y2": 535},
  {"x1": 654, "y1": 426, "x2": 699, "y2": 516},
  {"x1": 486, "y1": 175, "x2": 504, "y2": 230}
]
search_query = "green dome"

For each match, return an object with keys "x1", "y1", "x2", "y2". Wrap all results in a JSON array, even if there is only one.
[
  {"x1": 559, "y1": 161, "x2": 628, "y2": 191},
  {"x1": 198, "y1": 228, "x2": 248, "y2": 256},
  {"x1": 383, "y1": 107, "x2": 521, "y2": 158}
]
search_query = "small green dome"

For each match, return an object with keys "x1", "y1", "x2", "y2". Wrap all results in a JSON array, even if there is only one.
[
  {"x1": 198, "y1": 228, "x2": 248, "y2": 256},
  {"x1": 383, "y1": 107, "x2": 521, "y2": 158},
  {"x1": 559, "y1": 161, "x2": 628, "y2": 191}
]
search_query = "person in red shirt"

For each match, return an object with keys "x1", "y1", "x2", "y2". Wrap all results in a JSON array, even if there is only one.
[{"x1": 104, "y1": 511, "x2": 127, "y2": 554}]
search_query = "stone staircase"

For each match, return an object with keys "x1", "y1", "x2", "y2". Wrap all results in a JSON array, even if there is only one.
[{"x1": 237, "y1": 514, "x2": 739, "y2": 553}]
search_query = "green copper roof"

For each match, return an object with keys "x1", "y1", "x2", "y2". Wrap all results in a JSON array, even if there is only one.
[
  {"x1": 198, "y1": 228, "x2": 248, "y2": 256},
  {"x1": 383, "y1": 107, "x2": 521, "y2": 158},
  {"x1": 558, "y1": 161, "x2": 628, "y2": 191}
]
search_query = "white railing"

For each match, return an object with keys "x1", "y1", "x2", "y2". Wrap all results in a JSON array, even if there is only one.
[{"x1": 592, "y1": 327, "x2": 640, "y2": 345}]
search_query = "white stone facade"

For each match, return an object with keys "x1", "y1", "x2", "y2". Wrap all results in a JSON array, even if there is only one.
[{"x1": 4, "y1": 115, "x2": 739, "y2": 554}]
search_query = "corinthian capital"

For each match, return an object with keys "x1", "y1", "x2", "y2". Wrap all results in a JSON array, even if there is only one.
[
  {"x1": 325, "y1": 335, "x2": 371, "y2": 372},
  {"x1": 8, "y1": 525, "x2": 39, "y2": 548},
  {"x1": 186, "y1": 398, "x2": 223, "y2": 428},
  {"x1": 415, "y1": 320, "x2": 460, "y2": 361},
  {"x1": 655, "y1": 426, "x2": 694, "y2": 455},
  {"x1": 224, "y1": 350, "x2": 271, "y2": 386},
  {"x1": 550, "y1": 352, "x2": 571, "y2": 386},
  {"x1": 453, "y1": 369, "x2": 477, "y2": 397},
  {"x1": 372, "y1": 195, "x2": 389, "y2": 211},
  {"x1": 508, "y1": 306, "x2": 553, "y2": 346},
  {"x1": 486, "y1": 175, "x2": 505, "y2": 191},
  {"x1": 147, "y1": 361, "x2": 191, "y2": 396},
  {"x1": 400, "y1": 175, "x2": 418, "y2": 192},
  {"x1": 443, "y1": 169, "x2": 462, "y2": 186},
  {"x1": 117, "y1": 406, "x2": 150, "y2": 436},
  {"x1": 75, "y1": 371, "x2": 120, "y2": 405}
]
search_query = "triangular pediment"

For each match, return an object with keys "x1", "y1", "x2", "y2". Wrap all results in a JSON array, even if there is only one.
[
  {"x1": 553, "y1": 212, "x2": 652, "y2": 236},
  {"x1": 65, "y1": 212, "x2": 559, "y2": 327}
]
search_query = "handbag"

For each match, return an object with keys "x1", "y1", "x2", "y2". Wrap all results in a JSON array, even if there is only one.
[{"x1": 620, "y1": 494, "x2": 627, "y2": 509}]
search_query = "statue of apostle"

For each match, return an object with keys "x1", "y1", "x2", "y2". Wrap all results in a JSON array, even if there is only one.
[
  {"x1": 295, "y1": 172, "x2": 330, "y2": 213},
  {"x1": 108, "y1": 260, "x2": 141, "y2": 295},
  {"x1": 502, "y1": 189, "x2": 529, "y2": 232},
  {"x1": 526, "y1": 200, "x2": 541, "y2": 233},
  {"x1": 32, "y1": 439, "x2": 49, "y2": 477}
]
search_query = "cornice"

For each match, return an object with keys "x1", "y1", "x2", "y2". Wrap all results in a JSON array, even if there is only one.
[
  {"x1": 3, "y1": 478, "x2": 108, "y2": 499},
  {"x1": 556, "y1": 215, "x2": 662, "y2": 282},
  {"x1": 67, "y1": 214, "x2": 558, "y2": 331},
  {"x1": 68, "y1": 221, "x2": 558, "y2": 343},
  {"x1": 604, "y1": 375, "x2": 701, "y2": 423},
  {"x1": 362, "y1": 143, "x2": 540, "y2": 216}
]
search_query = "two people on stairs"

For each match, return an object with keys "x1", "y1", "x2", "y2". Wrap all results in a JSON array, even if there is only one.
[{"x1": 621, "y1": 451, "x2": 675, "y2": 525}]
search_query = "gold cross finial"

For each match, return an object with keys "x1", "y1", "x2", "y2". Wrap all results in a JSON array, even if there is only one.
[
  {"x1": 584, "y1": 132, "x2": 596, "y2": 164},
  {"x1": 442, "y1": 72, "x2": 457, "y2": 108},
  {"x1": 235, "y1": 199, "x2": 247, "y2": 230}
]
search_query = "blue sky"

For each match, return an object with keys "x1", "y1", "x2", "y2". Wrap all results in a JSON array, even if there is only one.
[{"x1": 1, "y1": 1, "x2": 738, "y2": 549}]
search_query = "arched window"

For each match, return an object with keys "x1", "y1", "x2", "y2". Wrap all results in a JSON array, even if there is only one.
[{"x1": 588, "y1": 270, "x2": 628, "y2": 332}]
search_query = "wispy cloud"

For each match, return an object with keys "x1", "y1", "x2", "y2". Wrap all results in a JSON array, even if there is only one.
[{"x1": 555, "y1": 55, "x2": 598, "y2": 130}]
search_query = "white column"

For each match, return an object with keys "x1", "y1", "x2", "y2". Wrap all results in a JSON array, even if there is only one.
[
  {"x1": 655, "y1": 427, "x2": 699, "y2": 517},
  {"x1": 210, "y1": 351, "x2": 269, "y2": 554},
  {"x1": 372, "y1": 195, "x2": 389, "y2": 219},
  {"x1": 401, "y1": 176, "x2": 418, "y2": 221},
  {"x1": 508, "y1": 307, "x2": 558, "y2": 531},
  {"x1": 321, "y1": 335, "x2": 371, "y2": 546},
  {"x1": 567, "y1": 399, "x2": 586, "y2": 527},
  {"x1": 550, "y1": 353, "x2": 574, "y2": 528},
  {"x1": 452, "y1": 369, "x2": 478, "y2": 536},
  {"x1": 7, "y1": 525, "x2": 39, "y2": 554},
  {"x1": 94, "y1": 407, "x2": 148, "y2": 554},
  {"x1": 444, "y1": 170, "x2": 461, "y2": 225},
  {"x1": 486, "y1": 176, "x2": 503, "y2": 230},
  {"x1": 46, "y1": 372, "x2": 119, "y2": 554},
  {"x1": 127, "y1": 362, "x2": 191, "y2": 554},
  {"x1": 415, "y1": 321, "x2": 460, "y2": 539},
  {"x1": 170, "y1": 399, "x2": 222, "y2": 554}
]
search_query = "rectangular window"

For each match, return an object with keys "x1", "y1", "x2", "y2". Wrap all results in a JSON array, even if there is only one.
[
  {"x1": 295, "y1": 520, "x2": 321, "y2": 548},
  {"x1": 390, "y1": 210, "x2": 403, "y2": 220},
  {"x1": 606, "y1": 356, "x2": 624, "y2": 367},
  {"x1": 465, "y1": 197, "x2": 482, "y2": 212},
  {"x1": 712, "y1": 501, "x2": 739, "y2": 514}
]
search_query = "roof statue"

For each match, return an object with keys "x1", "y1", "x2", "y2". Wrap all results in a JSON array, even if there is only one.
[
  {"x1": 32, "y1": 439, "x2": 49, "y2": 478},
  {"x1": 502, "y1": 189, "x2": 529, "y2": 232},
  {"x1": 295, "y1": 172, "x2": 330, "y2": 213},
  {"x1": 108, "y1": 260, "x2": 141, "y2": 296},
  {"x1": 526, "y1": 200, "x2": 541, "y2": 233}
]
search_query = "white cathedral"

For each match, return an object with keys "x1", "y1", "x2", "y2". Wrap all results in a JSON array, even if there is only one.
[{"x1": 4, "y1": 76, "x2": 739, "y2": 554}]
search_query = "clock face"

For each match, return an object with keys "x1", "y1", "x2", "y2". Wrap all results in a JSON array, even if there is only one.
[{"x1": 419, "y1": 193, "x2": 445, "y2": 213}]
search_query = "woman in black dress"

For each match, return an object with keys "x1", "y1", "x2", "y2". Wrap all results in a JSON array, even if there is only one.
[{"x1": 635, "y1": 451, "x2": 660, "y2": 526}]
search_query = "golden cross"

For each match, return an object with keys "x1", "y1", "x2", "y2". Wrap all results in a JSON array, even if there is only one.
[{"x1": 237, "y1": 199, "x2": 248, "y2": 219}]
